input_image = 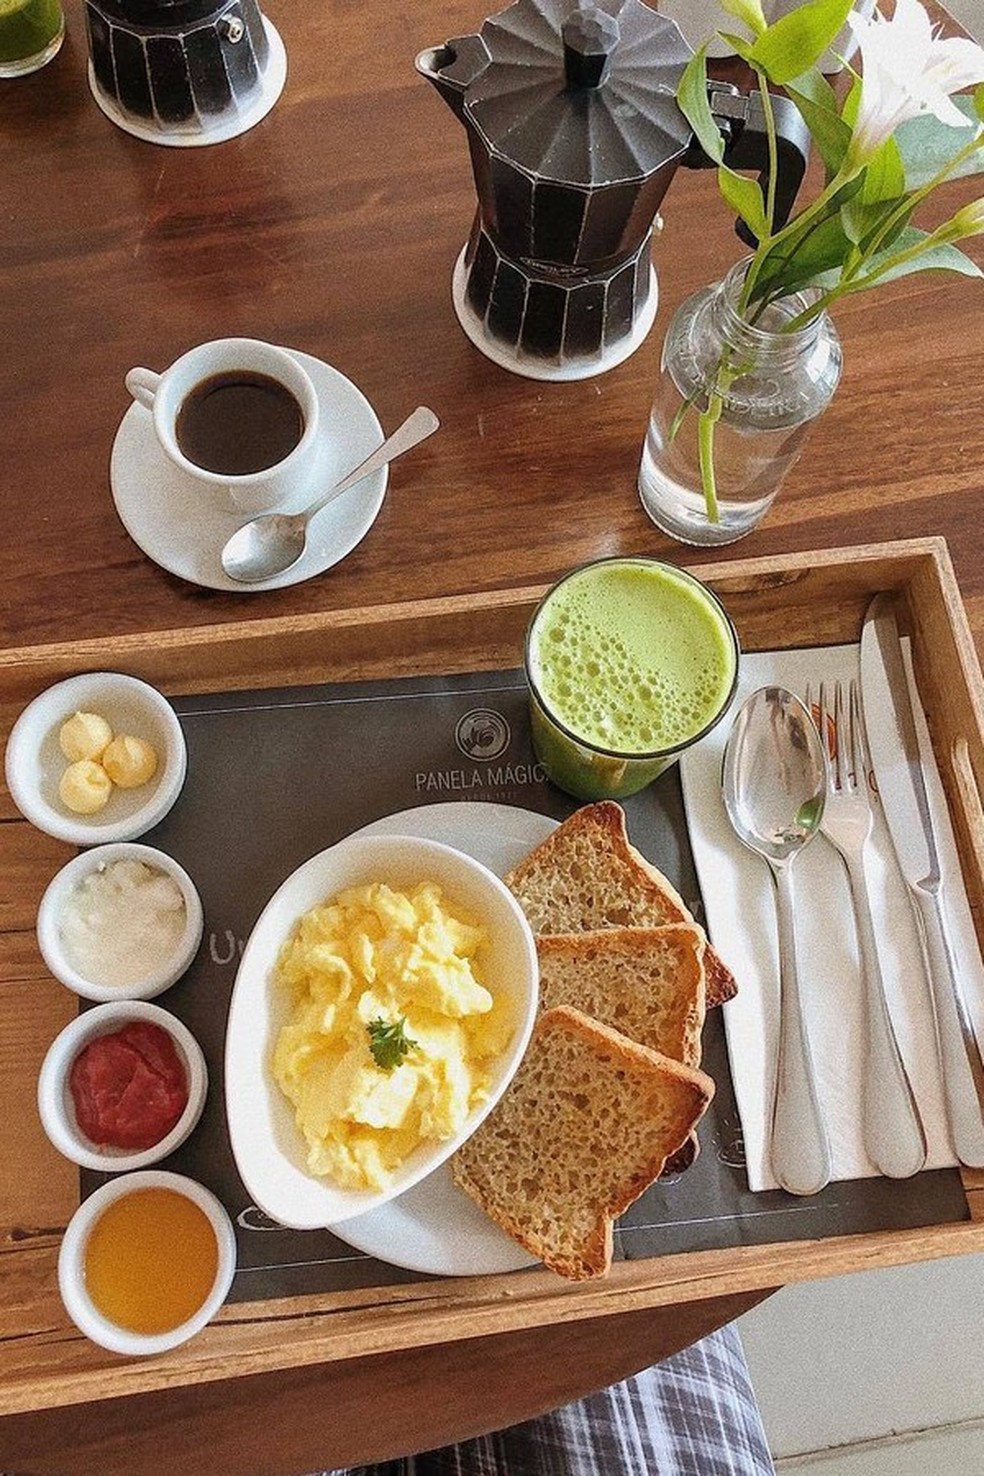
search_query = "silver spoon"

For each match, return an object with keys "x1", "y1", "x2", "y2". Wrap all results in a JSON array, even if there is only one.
[
  {"x1": 221, "y1": 405, "x2": 440, "y2": 583},
  {"x1": 722, "y1": 686, "x2": 832, "y2": 1197}
]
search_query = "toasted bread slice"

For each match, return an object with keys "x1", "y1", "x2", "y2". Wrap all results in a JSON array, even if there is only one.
[
  {"x1": 452, "y1": 1005, "x2": 714, "y2": 1280},
  {"x1": 505, "y1": 801, "x2": 737, "y2": 1007},
  {"x1": 536, "y1": 925, "x2": 706, "y2": 1068}
]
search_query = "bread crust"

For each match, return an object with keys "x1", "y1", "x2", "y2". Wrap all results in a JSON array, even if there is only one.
[
  {"x1": 505, "y1": 802, "x2": 737, "y2": 1007},
  {"x1": 536, "y1": 924, "x2": 706, "y2": 1068},
  {"x1": 452, "y1": 1005, "x2": 714, "y2": 1280}
]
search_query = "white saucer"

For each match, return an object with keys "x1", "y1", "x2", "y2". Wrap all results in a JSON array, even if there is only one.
[
  {"x1": 88, "y1": 19, "x2": 287, "y2": 149},
  {"x1": 111, "y1": 349, "x2": 385, "y2": 593}
]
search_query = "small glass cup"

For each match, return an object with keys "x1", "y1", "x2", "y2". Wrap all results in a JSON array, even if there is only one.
[
  {"x1": 0, "y1": 0, "x2": 64, "y2": 78},
  {"x1": 524, "y1": 556, "x2": 740, "y2": 801}
]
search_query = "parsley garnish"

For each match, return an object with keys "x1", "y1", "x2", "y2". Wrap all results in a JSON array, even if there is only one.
[{"x1": 367, "y1": 1016, "x2": 417, "y2": 1072}]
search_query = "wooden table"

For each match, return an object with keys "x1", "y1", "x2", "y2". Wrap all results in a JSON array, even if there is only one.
[{"x1": 3, "y1": 3, "x2": 984, "y2": 1473}]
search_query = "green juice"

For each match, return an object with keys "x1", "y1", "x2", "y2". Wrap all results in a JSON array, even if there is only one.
[
  {"x1": 525, "y1": 558, "x2": 739, "y2": 800},
  {"x1": 0, "y1": 0, "x2": 63, "y2": 72}
]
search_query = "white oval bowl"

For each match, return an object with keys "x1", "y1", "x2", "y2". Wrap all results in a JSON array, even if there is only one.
[
  {"x1": 38, "y1": 1000, "x2": 208, "y2": 1172},
  {"x1": 37, "y1": 842, "x2": 204, "y2": 1002},
  {"x1": 225, "y1": 832, "x2": 539, "y2": 1228},
  {"x1": 4, "y1": 671, "x2": 187, "y2": 846},
  {"x1": 57, "y1": 1170, "x2": 236, "y2": 1356}
]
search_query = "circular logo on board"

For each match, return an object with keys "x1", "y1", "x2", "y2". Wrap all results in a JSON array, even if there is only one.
[{"x1": 454, "y1": 708, "x2": 511, "y2": 762}]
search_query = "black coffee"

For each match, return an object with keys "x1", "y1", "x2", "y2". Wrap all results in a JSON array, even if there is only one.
[{"x1": 175, "y1": 371, "x2": 305, "y2": 475}]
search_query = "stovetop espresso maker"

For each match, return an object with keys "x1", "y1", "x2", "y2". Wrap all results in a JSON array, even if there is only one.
[
  {"x1": 417, "y1": 0, "x2": 809, "y2": 380},
  {"x1": 84, "y1": 0, "x2": 285, "y2": 145}
]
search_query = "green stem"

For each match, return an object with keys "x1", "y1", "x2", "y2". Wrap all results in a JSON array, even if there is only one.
[
  {"x1": 698, "y1": 400, "x2": 722, "y2": 525},
  {"x1": 697, "y1": 354, "x2": 740, "y2": 524}
]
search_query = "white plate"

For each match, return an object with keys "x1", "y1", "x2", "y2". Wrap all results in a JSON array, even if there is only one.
[
  {"x1": 110, "y1": 349, "x2": 386, "y2": 593},
  {"x1": 334, "y1": 802, "x2": 557, "y2": 1276}
]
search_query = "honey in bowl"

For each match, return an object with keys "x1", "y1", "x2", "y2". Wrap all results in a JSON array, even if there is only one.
[{"x1": 84, "y1": 1186, "x2": 218, "y2": 1335}]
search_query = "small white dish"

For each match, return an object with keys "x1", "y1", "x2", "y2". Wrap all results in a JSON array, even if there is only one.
[
  {"x1": 110, "y1": 349, "x2": 387, "y2": 592},
  {"x1": 5, "y1": 671, "x2": 187, "y2": 847},
  {"x1": 225, "y1": 831, "x2": 539, "y2": 1229},
  {"x1": 38, "y1": 999, "x2": 208, "y2": 1172},
  {"x1": 37, "y1": 843, "x2": 204, "y2": 1002},
  {"x1": 57, "y1": 1169, "x2": 236, "y2": 1356}
]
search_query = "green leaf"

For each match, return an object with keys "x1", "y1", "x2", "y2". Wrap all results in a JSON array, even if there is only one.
[
  {"x1": 719, "y1": 32, "x2": 756, "y2": 62},
  {"x1": 857, "y1": 228, "x2": 984, "y2": 286},
  {"x1": 895, "y1": 97, "x2": 984, "y2": 188},
  {"x1": 859, "y1": 135, "x2": 906, "y2": 207},
  {"x1": 751, "y1": 213, "x2": 855, "y2": 298},
  {"x1": 842, "y1": 192, "x2": 914, "y2": 256},
  {"x1": 785, "y1": 80, "x2": 853, "y2": 176},
  {"x1": 677, "y1": 46, "x2": 726, "y2": 164},
  {"x1": 719, "y1": 0, "x2": 768, "y2": 36},
  {"x1": 367, "y1": 1016, "x2": 418, "y2": 1072},
  {"x1": 748, "y1": 0, "x2": 854, "y2": 83},
  {"x1": 718, "y1": 165, "x2": 770, "y2": 242}
]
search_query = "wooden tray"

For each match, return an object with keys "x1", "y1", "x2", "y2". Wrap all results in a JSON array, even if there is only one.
[{"x1": 3, "y1": 535, "x2": 984, "y2": 1421}]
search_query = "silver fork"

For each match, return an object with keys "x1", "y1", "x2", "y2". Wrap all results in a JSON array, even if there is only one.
[{"x1": 810, "y1": 678, "x2": 927, "y2": 1179}]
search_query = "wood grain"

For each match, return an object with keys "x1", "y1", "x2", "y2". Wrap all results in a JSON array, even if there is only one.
[
  {"x1": 1, "y1": 4, "x2": 983, "y2": 653},
  {"x1": 0, "y1": 1291, "x2": 776, "y2": 1476},
  {"x1": 3, "y1": 540, "x2": 984, "y2": 1476},
  {"x1": 3, "y1": 0, "x2": 984, "y2": 1467}
]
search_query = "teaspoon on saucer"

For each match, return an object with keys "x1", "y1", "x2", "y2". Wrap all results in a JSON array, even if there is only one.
[
  {"x1": 221, "y1": 405, "x2": 440, "y2": 583},
  {"x1": 722, "y1": 685, "x2": 832, "y2": 1197}
]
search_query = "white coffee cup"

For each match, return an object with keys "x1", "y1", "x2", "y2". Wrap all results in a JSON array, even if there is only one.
[{"x1": 125, "y1": 337, "x2": 321, "y2": 514}]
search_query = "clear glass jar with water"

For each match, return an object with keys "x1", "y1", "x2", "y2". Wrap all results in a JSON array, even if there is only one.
[{"x1": 638, "y1": 258, "x2": 842, "y2": 546}]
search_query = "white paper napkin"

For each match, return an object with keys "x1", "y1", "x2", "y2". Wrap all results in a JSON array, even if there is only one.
[{"x1": 680, "y1": 642, "x2": 984, "y2": 1191}]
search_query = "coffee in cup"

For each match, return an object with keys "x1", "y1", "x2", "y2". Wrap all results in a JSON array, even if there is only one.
[{"x1": 125, "y1": 338, "x2": 321, "y2": 515}]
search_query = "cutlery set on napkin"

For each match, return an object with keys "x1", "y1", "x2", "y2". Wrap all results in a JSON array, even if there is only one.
[{"x1": 680, "y1": 596, "x2": 984, "y2": 1196}]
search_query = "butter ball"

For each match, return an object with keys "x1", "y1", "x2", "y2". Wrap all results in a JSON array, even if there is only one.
[
  {"x1": 101, "y1": 734, "x2": 158, "y2": 789},
  {"x1": 59, "y1": 711, "x2": 113, "y2": 764},
  {"x1": 59, "y1": 760, "x2": 112, "y2": 815}
]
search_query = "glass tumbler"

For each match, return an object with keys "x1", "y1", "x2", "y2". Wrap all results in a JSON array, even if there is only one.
[{"x1": 0, "y1": 0, "x2": 64, "y2": 76}]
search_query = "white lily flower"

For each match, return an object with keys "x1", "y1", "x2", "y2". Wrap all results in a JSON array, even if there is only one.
[{"x1": 846, "y1": 0, "x2": 984, "y2": 167}]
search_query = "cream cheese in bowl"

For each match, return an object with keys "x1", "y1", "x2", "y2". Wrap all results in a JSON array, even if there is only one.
[
  {"x1": 38, "y1": 843, "x2": 204, "y2": 1002},
  {"x1": 60, "y1": 855, "x2": 188, "y2": 988}
]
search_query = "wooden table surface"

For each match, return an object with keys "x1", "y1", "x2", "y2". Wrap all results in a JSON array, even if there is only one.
[{"x1": 2, "y1": 1, "x2": 984, "y2": 1472}]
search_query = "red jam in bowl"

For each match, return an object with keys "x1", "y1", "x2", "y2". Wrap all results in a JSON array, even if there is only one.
[{"x1": 68, "y1": 1020, "x2": 189, "y2": 1151}]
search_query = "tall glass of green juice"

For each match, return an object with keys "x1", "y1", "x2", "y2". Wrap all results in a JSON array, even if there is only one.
[
  {"x1": 0, "y1": 0, "x2": 63, "y2": 77},
  {"x1": 525, "y1": 556, "x2": 739, "y2": 800}
]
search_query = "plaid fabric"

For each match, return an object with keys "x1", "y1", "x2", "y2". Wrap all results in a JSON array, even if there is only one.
[{"x1": 317, "y1": 1321, "x2": 774, "y2": 1476}]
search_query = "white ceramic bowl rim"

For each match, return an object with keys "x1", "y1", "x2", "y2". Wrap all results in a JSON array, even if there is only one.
[
  {"x1": 4, "y1": 671, "x2": 187, "y2": 847},
  {"x1": 37, "y1": 999, "x2": 208, "y2": 1172},
  {"x1": 36, "y1": 842, "x2": 204, "y2": 1002},
  {"x1": 225, "y1": 831, "x2": 539, "y2": 1228},
  {"x1": 57, "y1": 1169, "x2": 237, "y2": 1356}
]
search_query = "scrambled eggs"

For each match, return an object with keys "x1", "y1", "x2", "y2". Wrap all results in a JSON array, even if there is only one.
[{"x1": 271, "y1": 880, "x2": 514, "y2": 1191}]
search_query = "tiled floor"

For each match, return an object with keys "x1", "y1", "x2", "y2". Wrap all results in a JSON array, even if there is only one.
[{"x1": 737, "y1": 1256, "x2": 984, "y2": 1468}]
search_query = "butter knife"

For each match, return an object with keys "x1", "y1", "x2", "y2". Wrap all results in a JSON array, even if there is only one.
[{"x1": 860, "y1": 594, "x2": 984, "y2": 1167}]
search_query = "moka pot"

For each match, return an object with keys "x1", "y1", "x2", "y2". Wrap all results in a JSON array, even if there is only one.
[{"x1": 416, "y1": 0, "x2": 809, "y2": 380}]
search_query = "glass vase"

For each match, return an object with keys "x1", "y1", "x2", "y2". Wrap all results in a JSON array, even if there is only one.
[{"x1": 638, "y1": 258, "x2": 842, "y2": 546}]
